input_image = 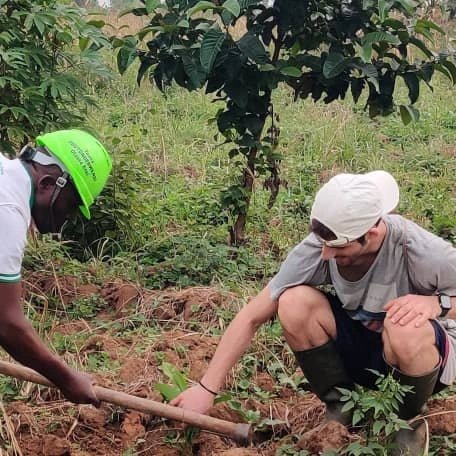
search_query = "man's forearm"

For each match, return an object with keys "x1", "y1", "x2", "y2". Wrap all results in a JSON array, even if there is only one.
[
  {"x1": 200, "y1": 311, "x2": 261, "y2": 391},
  {"x1": 0, "y1": 318, "x2": 71, "y2": 386}
]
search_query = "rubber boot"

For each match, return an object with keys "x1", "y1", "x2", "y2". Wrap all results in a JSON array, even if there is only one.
[
  {"x1": 387, "y1": 361, "x2": 441, "y2": 456},
  {"x1": 294, "y1": 340, "x2": 354, "y2": 425}
]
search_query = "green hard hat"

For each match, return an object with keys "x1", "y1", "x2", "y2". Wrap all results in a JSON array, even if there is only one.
[{"x1": 36, "y1": 129, "x2": 112, "y2": 219}]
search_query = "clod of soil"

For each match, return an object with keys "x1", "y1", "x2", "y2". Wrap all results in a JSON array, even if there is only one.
[
  {"x1": 79, "y1": 406, "x2": 107, "y2": 428},
  {"x1": 42, "y1": 435, "x2": 71, "y2": 456},
  {"x1": 121, "y1": 411, "x2": 146, "y2": 446},
  {"x1": 298, "y1": 420, "x2": 352, "y2": 453},
  {"x1": 427, "y1": 397, "x2": 456, "y2": 434}
]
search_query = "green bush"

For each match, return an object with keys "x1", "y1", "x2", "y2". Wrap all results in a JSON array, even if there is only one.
[{"x1": 0, "y1": 0, "x2": 110, "y2": 152}]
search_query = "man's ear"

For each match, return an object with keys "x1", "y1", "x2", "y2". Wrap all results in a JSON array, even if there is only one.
[
  {"x1": 366, "y1": 224, "x2": 381, "y2": 241},
  {"x1": 36, "y1": 175, "x2": 56, "y2": 193}
]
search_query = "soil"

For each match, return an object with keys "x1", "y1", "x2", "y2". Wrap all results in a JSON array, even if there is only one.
[{"x1": 6, "y1": 276, "x2": 456, "y2": 455}]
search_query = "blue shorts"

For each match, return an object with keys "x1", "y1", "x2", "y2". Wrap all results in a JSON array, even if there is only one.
[{"x1": 326, "y1": 293, "x2": 448, "y2": 393}]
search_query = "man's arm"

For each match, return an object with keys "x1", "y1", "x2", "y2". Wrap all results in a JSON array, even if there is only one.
[
  {"x1": 170, "y1": 286, "x2": 278, "y2": 414},
  {"x1": 0, "y1": 281, "x2": 99, "y2": 406}
]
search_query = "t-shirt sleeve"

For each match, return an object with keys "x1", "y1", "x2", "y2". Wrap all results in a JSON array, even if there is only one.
[
  {"x1": 0, "y1": 205, "x2": 27, "y2": 283},
  {"x1": 268, "y1": 233, "x2": 329, "y2": 301},
  {"x1": 406, "y1": 219, "x2": 456, "y2": 295}
]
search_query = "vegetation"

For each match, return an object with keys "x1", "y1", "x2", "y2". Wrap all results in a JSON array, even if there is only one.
[
  {"x1": 116, "y1": 0, "x2": 455, "y2": 243},
  {"x1": 0, "y1": 0, "x2": 110, "y2": 152}
]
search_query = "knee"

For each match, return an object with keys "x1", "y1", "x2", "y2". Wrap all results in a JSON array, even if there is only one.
[
  {"x1": 383, "y1": 318, "x2": 432, "y2": 360},
  {"x1": 277, "y1": 286, "x2": 328, "y2": 332}
]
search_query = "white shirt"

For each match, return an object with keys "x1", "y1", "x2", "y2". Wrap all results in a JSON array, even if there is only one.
[{"x1": 0, "y1": 155, "x2": 32, "y2": 283}]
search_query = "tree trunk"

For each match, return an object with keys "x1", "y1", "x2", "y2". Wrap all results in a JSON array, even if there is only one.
[{"x1": 229, "y1": 147, "x2": 257, "y2": 246}]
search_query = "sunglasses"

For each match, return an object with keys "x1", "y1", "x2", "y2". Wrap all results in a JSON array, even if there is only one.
[{"x1": 316, "y1": 235, "x2": 354, "y2": 247}]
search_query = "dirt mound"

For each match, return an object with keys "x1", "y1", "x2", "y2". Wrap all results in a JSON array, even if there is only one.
[
  {"x1": 298, "y1": 420, "x2": 354, "y2": 453},
  {"x1": 427, "y1": 396, "x2": 456, "y2": 434},
  {"x1": 101, "y1": 280, "x2": 237, "y2": 325},
  {"x1": 23, "y1": 272, "x2": 100, "y2": 306}
]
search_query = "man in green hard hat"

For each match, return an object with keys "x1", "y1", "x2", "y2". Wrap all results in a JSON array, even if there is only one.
[{"x1": 0, "y1": 129, "x2": 112, "y2": 405}]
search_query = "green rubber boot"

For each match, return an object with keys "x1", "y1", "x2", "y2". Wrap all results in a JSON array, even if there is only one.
[
  {"x1": 388, "y1": 362, "x2": 440, "y2": 456},
  {"x1": 294, "y1": 340, "x2": 354, "y2": 425}
]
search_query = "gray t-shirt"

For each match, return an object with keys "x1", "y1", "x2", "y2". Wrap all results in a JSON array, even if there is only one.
[{"x1": 269, "y1": 214, "x2": 456, "y2": 385}]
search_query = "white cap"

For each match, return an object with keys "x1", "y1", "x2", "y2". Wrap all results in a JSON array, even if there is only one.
[{"x1": 310, "y1": 171, "x2": 399, "y2": 244}]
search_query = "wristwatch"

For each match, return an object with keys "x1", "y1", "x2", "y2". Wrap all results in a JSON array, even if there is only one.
[{"x1": 438, "y1": 294, "x2": 452, "y2": 318}]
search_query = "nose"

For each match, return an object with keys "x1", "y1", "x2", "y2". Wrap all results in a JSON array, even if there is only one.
[{"x1": 321, "y1": 244, "x2": 337, "y2": 260}]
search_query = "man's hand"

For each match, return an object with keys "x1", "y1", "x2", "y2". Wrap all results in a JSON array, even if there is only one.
[
  {"x1": 58, "y1": 369, "x2": 100, "y2": 407},
  {"x1": 384, "y1": 294, "x2": 441, "y2": 327},
  {"x1": 170, "y1": 385, "x2": 215, "y2": 415}
]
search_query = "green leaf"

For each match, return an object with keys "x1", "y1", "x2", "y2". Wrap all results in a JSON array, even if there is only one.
[
  {"x1": 435, "y1": 63, "x2": 453, "y2": 81},
  {"x1": 414, "y1": 25, "x2": 434, "y2": 43},
  {"x1": 378, "y1": 0, "x2": 394, "y2": 22},
  {"x1": 399, "y1": 104, "x2": 419, "y2": 125},
  {"x1": 363, "y1": 31, "x2": 400, "y2": 46},
  {"x1": 155, "y1": 383, "x2": 181, "y2": 401},
  {"x1": 222, "y1": 0, "x2": 240, "y2": 17},
  {"x1": 323, "y1": 52, "x2": 347, "y2": 78},
  {"x1": 239, "y1": 0, "x2": 260, "y2": 8},
  {"x1": 383, "y1": 18, "x2": 406, "y2": 29},
  {"x1": 182, "y1": 55, "x2": 205, "y2": 88},
  {"x1": 79, "y1": 37, "x2": 90, "y2": 51},
  {"x1": 237, "y1": 32, "x2": 268, "y2": 64},
  {"x1": 117, "y1": 45, "x2": 137, "y2": 75},
  {"x1": 188, "y1": 1, "x2": 218, "y2": 17},
  {"x1": 352, "y1": 409, "x2": 363, "y2": 425},
  {"x1": 395, "y1": 0, "x2": 418, "y2": 13},
  {"x1": 200, "y1": 27, "x2": 225, "y2": 73},
  {"x1": 145, "y1": 0, "x2": 160, "y2": 13},
  {"x1": 441, "y1": 60, "x2": 456, "y2": 84},
  {"x1": 415, "y1": 19, "x2": 445, "y2": 35},
  {"x1": 403, "y1": 72, "x2": 419, "y2": 104},
  {"x1": 409, "y1": 36, "x2": 433, "y2": 58},
  {"x1": 372, "y1": 419, "x2": 386, "y2": 435},
  {"x1": 279, "y1": 66, "x2": 301, "y2": 77},
  {"x1": 86, "y1": 19, "x2": 106, "y2": 28},
  {"x1": 161, "y1": 362, "x2": 188, "y2": 391}
]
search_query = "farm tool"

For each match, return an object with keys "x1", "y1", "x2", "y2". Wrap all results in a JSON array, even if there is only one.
[{"x1": 0, "y1": 360, "x2": 251, "y2": 443}]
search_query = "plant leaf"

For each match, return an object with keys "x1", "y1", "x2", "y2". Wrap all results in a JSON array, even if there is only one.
[
  {"x1": 188, "y1": 1, "x2": 218, "y2": 17},
  {"x1": 363, "y1": 31, "x2": 400, "y2": 46},
  {"x1": 222, "y1": 0, "x2": 241, "y2": 17},
  {"x1": 279, "y1": 66, "x2": 301, "y2": 77},
  {"x1": 323, "y1": 52, "x2": 347, "y2": 78},
  {"x1": 155, "y1": 383, "x2": 181, "y2": 401},
  {"x1": 200, "y1": 27, "x2": 225, "y2": 73},
  {"x1": 403, "y1": 72, "x2": 419, "y2": 104},
  {"x1": 441, "y1": 60, "x2": 456, "y2": 84},
  {"x1": 237, "y1": 32, "x2": 268, "y2": 64},
  {"x1": 399, "y1": 104, "x2": 419, "y2": 125}
]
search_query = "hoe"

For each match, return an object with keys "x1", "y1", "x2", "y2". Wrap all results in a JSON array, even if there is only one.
[{"x1": 0, "y1": 361, "x2": 251, "y2": 444}]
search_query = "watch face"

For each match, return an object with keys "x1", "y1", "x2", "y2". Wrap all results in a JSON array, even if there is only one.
[{"x1": 440, "y1": 294, "x2": 452, "y2": 310}]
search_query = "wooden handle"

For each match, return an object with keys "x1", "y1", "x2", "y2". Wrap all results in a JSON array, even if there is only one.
[{"x1": 0, "y1": 361, "x2": 251, "y2": 443}]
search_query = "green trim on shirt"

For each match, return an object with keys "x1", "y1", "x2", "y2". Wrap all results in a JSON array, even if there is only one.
[
  {"x1": 19, "y1": 161, "x2": 35, "y2": 208},
  {"x1": 0, "y1": 272, "x2": 21, "y2": 283}
]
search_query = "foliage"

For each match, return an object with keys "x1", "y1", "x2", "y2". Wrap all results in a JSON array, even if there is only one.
[
  {"x1": 114, "y1": 0, "x2": 455, "y2": 244},
  {"x1": 155, "y1": 361, "x2": 188, "y2": 401},
  {"x1": 63, "y1": 137, "x2": 153, "y2": 259},
  {"x1": 138, "y1": 232, "x2": 277, "y2": 288},
  {"x1": 0, "y1": 0, "x2": 110, "y2": 153},
  {"x1": 335, "y1": 371, "x2": 413, "y2": 455}
]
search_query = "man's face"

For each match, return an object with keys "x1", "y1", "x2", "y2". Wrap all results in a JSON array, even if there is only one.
[
  {"x1": 320, "y1": 240, "x2": 369, "y2": 266},
  {"x1": 32, "y1": 176, "x2": 81, "y2": 234}
]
